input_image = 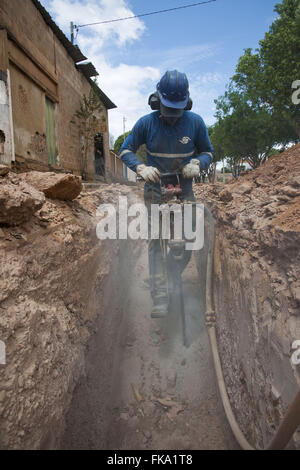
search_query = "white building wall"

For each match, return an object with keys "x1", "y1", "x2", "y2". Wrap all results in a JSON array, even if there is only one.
[{"x1": 127, "y1": 167, "x2": 136, "y2": 182}]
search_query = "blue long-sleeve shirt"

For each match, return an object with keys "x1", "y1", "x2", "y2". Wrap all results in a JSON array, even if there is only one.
[{"x1": 119, "y1": 111, "x2": 214, "y2": 173}]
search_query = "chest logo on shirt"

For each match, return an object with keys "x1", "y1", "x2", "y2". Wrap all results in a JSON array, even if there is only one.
[{"x1": 179, "y1": 136, "x2": 191, "y2": 144}]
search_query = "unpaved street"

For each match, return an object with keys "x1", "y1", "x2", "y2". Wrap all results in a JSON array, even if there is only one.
[{"x1": 61, "y1": 240, "x2": 237, "y2": 450}]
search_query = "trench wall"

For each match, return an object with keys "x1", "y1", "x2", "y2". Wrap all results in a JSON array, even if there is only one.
[
  {"x1": 0, "y1": 185, "x2": 138, "y2": 449},
  {"x1": 195, "y1": 159, "x2": 300, "y2": 449},
  {"x1": 212, "y1": 232, "x2": 300, "y2": 449}
]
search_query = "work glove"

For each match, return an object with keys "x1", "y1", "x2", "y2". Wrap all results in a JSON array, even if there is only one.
[
  {"x1": 181, "y1": 159, "x2": 200, "y2": 179},
  {"x1": 136, "y1": 164, "x2": 161, "y2": 183}
]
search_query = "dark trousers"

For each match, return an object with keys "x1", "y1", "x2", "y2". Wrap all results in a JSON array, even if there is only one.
[{"x1": 144, "y1": 177, "x2": 195, "y2": 299}]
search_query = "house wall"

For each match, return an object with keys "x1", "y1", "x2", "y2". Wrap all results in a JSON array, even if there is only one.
[
  {"x1": 107, "y1": 150, "x2": 136, "y2": 183},
  {"x1": 108, "y1": 151, "x2": 123, "y2": 180},
  {"x1": 0, "y1": 0, "x2": 110, "y2": 178},
  {"x1": 127, "y1": 166, "x2": 136, "y2": 182},
  {"x1": 9, "y1": 62, "x2": 48, "y2": 166}
]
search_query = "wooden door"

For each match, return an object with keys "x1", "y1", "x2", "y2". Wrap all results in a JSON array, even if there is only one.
[{"x1": 45, "y1": 97, "x2": 56, "y2": 165}]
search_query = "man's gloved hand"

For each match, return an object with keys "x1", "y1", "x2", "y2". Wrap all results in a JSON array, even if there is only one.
[
  {"x1": 136, "y1": 164, "x2": 161, "y2": 183},
  {"x1": 182, "y1": 159, "x2": 200, "y2": 179}
]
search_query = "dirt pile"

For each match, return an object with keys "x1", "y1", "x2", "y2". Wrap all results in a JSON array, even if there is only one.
[
  {"x1": 194, "y1": 143, "x2": 300, "y2": 449},
  {"x1": 0, "y1": 177, "x2": 140, "y2": 449},
  {"x1": 0, "y1": 165, "x2": 10, "y2": 177},
  {"x1": 195, "y1": 143, "x2": 300, "y2": 230},
  {"x1": 0, "y1": 171, "x2": 45, "y2": 226},
  {"x1": 22, "y1": 171, "x2": 82, "y2": 201},
  {"x1": 0, "y1": 169, "x2": 84, "y2": 227},
  {"x1": 194, "y1": 144, "x2": 300, "y2": 308}
]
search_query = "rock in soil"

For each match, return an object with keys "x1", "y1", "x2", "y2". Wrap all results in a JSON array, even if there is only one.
[
  {"x1": 0, "y1": 173, "x2": 45, "y2": 225},
  {"x1": 22, "y1": 171, "x2": 82, "y2": 200}
]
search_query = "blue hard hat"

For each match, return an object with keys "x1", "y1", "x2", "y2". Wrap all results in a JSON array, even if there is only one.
[{"x1": 156, "y1": 70, "x2": 189, "y2": 109}]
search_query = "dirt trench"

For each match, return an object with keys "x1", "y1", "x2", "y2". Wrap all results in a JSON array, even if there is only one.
[
  {"x1": 59, "y1": 236, "x2": 237, "y2": 450},
  {"x1": 1, "y1": 145, "x2": 300, "y2": 450},
  {"x1": 0, "y1": 178, "x2": 237, "y2": 450}
]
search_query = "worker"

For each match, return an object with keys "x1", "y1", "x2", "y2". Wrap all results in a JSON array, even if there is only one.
[{"x1": 119, "y1": 70, "x2": 214, "y2": 318}]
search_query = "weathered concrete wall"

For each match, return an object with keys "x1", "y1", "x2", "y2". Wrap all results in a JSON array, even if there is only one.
[
  {"x1": 127, "y1": 167, "x2": 137, "y2": 182},
  {"x1": 108, "y1": 151, "x2": 124, "y2": 179},
  {"x1": 9, "y1": 63, "x2": 47, "y2": 166},
  {"x1": 194, "y1": 145, "x2": 300, "y2": 449},
  {"x1": 108, "y1": 151, "x2": 137, "y2": 183},
  {"x1": 0, "y1": 0, "x2": 111, "y2": 178},
  {"x1": 0, "y1": 0, "x2": 57, "y2": 67}
]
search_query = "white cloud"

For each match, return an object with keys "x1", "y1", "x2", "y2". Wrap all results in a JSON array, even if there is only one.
[
  {"x1": 43, "y1": 0, "x2": 224, "y2": 140},
  {"x1": 158, "y1": 43, "x2": 219, "y2": 70},
  {"x1": 92, "y1": 57, "x2": 160, "y2": 138},
  {"x1": 46, "y1": 0, "x2": 158, "y2": 138},
  {"x1": 48, "y1": 0, "x2": 145, "y2": 47},
  {"x1": 190, "y1": 72, "x2": 228, "y2": 125}
]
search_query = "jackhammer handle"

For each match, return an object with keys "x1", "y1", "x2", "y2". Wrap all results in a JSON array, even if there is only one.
[{"x1": 136, "y1": 171, "x2": 182, "y2": 182}]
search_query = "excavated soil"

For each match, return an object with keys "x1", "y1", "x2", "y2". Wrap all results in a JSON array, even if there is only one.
[
  {"x1": 0, "y1": 172, "x2": 237, "y2": 450},
  {"x1": 1, "y1": 143, "x2": 299, "y2": 449},
  {"x1": 193, "y1": 144, "x2": 300, "y2": 449},
  {"x1": 194, "y1": 143, "x2": 300, "y2": 233},
  {"x1": 60, "y1": 241, "x2": 237, "y2": 450}
]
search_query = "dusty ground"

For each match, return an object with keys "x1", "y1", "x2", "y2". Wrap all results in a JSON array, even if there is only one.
[
  {"x1": 60, "y1": 239, "x2": 238, "y2": 450},
  {"x1": 0, "y1": 167, "x2": 238, "y2": 449}
]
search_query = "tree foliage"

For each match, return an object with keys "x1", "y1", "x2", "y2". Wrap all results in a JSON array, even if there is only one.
[
  {"x1": 114, "y1": 131, "x2": 147, "y2": 164},
  {"x1": 208, "y1": 123, "x2": 226, "y2": 164},
  {"x1": 211, "y1": 0, "x2": 300, "y2": 171},
  {"x1": 113, "y1": 131, "x2": 131, "y2": 154},
  {"x1": 233, "y1": 0, "x2": 300, "y2": 136},
  {"x1": 215, "y1": 86, "x2": 288, "y2": 168}
]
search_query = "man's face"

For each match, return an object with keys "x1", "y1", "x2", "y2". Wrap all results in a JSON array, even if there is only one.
[
  {"x1": 160, "y1": 103, "x2": 184, "y2": 127},
  {"x1": 162, "y1": 116, "x2": 180, "y2": 126}
]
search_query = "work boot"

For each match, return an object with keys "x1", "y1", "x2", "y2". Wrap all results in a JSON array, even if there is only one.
[{"x1": 151, "y1": 289, "x2": 169, "y2": 318}]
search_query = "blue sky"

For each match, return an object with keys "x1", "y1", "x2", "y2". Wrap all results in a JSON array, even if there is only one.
[{"x1": 40, "y1": 0, "x2": 279, "y2": 141}]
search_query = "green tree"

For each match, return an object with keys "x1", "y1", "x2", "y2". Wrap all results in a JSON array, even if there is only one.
[
  {"x1": 208, "y1": 122, "x2": 227, "y2": 164},
  {"x1": 207, "y1": 123, "x2": 227, "y2": 182},
  {"x1": 114, "y1": 131, "x2": 147, "y2": 164},
  {"x1": 211, "y1": 0, "x2": 300, "y2": 172},
  {"x1": 114, "y1": 131, "x2": 131, "y2": 154},
  {"x1": 233, "y1": 0, "x2": 300, "y2": 137},
  {"x1": 216, "y1": 87, "x2": 282, "y2": 168}
]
